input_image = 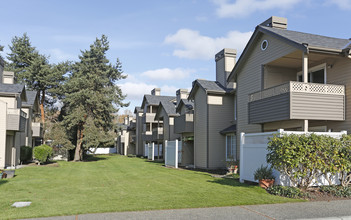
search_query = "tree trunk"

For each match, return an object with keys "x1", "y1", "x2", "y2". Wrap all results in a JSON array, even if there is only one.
[
  {"x1": 74, "y1": 126, "x2": 84, "y2": 161},
  {"x1": 40, "y1": 90, "x2": 45, "y2": 124},
  {"x1": 40, "y1": 90, "x2": 46, "y2": 142}
]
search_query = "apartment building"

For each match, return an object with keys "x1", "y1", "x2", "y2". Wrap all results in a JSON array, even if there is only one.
[{"x1": 227, "y1": 16, "x2": 350, "y2": 149}]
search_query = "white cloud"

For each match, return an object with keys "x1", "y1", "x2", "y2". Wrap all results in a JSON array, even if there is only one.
[
  {"x1": 118, "y1": 82, "x2": 157, "y2": 101},
  {"x1": 327, "y1": 0, "x2": 351, "y2": 9},
  {"x1": 48, "y1": 48, "x2": 77, "y2": 62},
  {"x1": 164, "y1": 29, "x2": 252, "y2": 60},
  {"x1": 212, "y1": 0, "x2": 302, "y2": 18},
  {"x1": 141, "y1": 68, "x2": 195, "y2": 80}
]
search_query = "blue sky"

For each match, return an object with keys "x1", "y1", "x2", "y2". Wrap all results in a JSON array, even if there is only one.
[{"x1": 1, "y1": 0, "x2": 351, "y2": 113}]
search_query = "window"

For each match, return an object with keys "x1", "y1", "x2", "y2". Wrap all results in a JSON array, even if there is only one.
[
  {"x1": 226, "y1": 134, "x2": 237, "y2": 160},
  {"x1": 297, "y1": 63, "x2": 326, "y2": 84},
  {"x1": 261, "y1": 40, "x2": 268, "y2": 51}
]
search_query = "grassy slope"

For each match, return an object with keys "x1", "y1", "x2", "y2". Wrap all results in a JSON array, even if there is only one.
[{"x1": 0, "y1": 155, "x2": 301, "y2": 219}]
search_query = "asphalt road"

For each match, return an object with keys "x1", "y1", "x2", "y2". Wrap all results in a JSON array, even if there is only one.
[{"x1": 23, "y1": 200, "x2": 351, "y2": 220}]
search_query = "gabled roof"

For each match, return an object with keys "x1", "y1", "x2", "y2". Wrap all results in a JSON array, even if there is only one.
[
  {"x1": 188, "y1": 79, "x2": 233, "y2": 100},
  {"x1": 228, "y1": 24, "x2": 351, "y2": 82},
  {"x1": 176, "y1": 99, "x2": 194, "y2": 113},
  {"x1": 141, "y1": 94, "x2": 176, "y2": 109},
  {"x1": 22, "y1": 90, "x2": 38, "y2": 107},
  {"x1": 260, "y1": 26, "x2": 350, "y2": 52},
  {"x1": 134, "y1": 106, "x2": 142, "y2": 114},
  {"x1": 0, "y1": 83, "x2": 27, "y2": 101},
  {"x1": 154, "y1": 100, "x2": 179, "y2": 120}
]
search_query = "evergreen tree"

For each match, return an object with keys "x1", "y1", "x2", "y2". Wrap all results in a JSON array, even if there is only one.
[
  {"x1": 63, "y1": 35, "x2": 128, "y2": 161},
  {"x1": 6, "y1": 33, "x2": 69, "y2": 125}
]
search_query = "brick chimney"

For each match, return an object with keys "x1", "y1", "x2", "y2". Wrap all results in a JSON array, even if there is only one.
[
  {"x1": 151, "y1": 88, "x2": 161, "y2": 96},
  {"x1": 215, "y1": 48, "x2": 236, "y2": 89},
  {"x1": 2, "y1": 71, "x2": 15, "y2": 84}
]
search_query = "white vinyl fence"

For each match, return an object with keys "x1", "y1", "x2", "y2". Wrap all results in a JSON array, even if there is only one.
[
  {"x1": 148, "y1": 143, "x2": 154, "y2": 161},
  {"x1": 165, "y1": 140, "x2": 182, "y2": 168},
  {"x1": 87, "y1": 147, "x2": 117, "y2": 154},
  {"x1": 240, "y1": 129, "x2": 347, "y2": 186},
  {"x1": 145, "y1": 143, "x2": 163, "y2": 159}
]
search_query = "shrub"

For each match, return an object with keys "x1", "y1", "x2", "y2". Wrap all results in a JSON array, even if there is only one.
[
  {"x1": 266, "y1": 133, "x2": 347, "y2": 189},
  {"x1": 20, "y1": 146, "x2": 32, "y2": 163},
  {"x1": 320, "y1": 185, "x2": 351, "y2": 197},
  {"x1": 267, "y1": 186, "x2": 309, "y2": 198},
  {"x1": 254, "y1": 165, "x2": 274, "y2": 180},
  {"x1": 33, "y1": 144, "x2": 53, "y2": 164}
]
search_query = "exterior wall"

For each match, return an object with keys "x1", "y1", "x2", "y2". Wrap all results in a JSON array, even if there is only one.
[
  {"x1": 169, "y1": 117, "x2": 180, "y2": 141},
  {"x1": 181, "y1": 140, "x2": 194, "y2": 166},
  {"x1": 0, "y1": 101, "x2": 7, "y2": 168},
  {"x1": 322, "y1": 58, "x2": 351, "y2": 132},
  {"x1": 236, "y1": 33, "x2": 297, "y2": 157},
  {"x1": 0, "y1": 97, "x2": 16, "y2": 108},
  {"x1": 135, "y1": 112, "x2": 143, "y2": 156},
  {"x1": 194, "y1": 88, "x2": 207, "y2": 168},
  {"x1": 263, "y1": 66, "x2": 296, "y2": 89},
  {"x1": 208, "y1": 94, "x2": 234, "y2": 168}
]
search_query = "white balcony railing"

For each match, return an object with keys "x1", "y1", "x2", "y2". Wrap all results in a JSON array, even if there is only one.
[{"x1": 249, "y1": 81, "x2": 345, "y2": 102}]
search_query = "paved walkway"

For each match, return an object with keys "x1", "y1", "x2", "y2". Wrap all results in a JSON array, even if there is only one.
[{"x1": 23, "y1": 200, "x2": 351, "y2": 220}]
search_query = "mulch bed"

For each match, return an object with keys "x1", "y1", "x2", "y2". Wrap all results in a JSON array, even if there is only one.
[
  {"x1": 305, "y1": 188, "x2": 351, "y2": 202},
  {"x1": 27, "y1": 162, "x2": 59, "y2": 167}
]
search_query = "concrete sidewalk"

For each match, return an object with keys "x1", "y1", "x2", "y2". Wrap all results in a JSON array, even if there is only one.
[{"x1": 23, "y1": 200, "x2": 351, "y2": 220}]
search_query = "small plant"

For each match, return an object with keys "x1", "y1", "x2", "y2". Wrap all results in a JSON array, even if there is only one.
[
  {"x1": 226, "y1": 157, "x2": 238, "y2": 174},
  {"x1": 33, "y1": 144, "x2": 53, "y2": 165},
  {"x1": 267, "y1": 186, "x2": 309, "y2": 198},
  {"x1": 254, "y1": 165, "x2": 274, "y2": 181},
  {"x1": 20, "y1": 146, "x2": 33, "y2": 163},
  {"x1": 320, "y1": 185, "x2": 351, "y2": 197}
]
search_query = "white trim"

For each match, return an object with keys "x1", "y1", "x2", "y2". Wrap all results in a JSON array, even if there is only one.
[
  {"x1": 261, "y1": 40, "x2": 268, "y2": 51},
  {"x1": 297, "y1": 63, "x2": 327, "y2": 84}
]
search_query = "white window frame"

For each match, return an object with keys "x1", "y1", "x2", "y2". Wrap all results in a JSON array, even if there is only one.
[
  {"x1": 297, "y1": 63, "x2": 327, "y2": 84},
  {"x1": 225, "y1": 134, "x2": 236, "y2": 161}
]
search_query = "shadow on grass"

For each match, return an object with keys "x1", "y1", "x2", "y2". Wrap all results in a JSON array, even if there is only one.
[
  {"x1": 0, "y1": 179, "x2": 8, "y2": 185},
  {"x1": 83, "y1": 155, "x2": 108, "y2": 162},
  {"x1": 208, "y1": 177, "x2": 258, "y2": 188}
]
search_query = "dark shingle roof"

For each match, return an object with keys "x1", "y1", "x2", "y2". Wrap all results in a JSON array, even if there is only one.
[
  {"x1": 0, "y1": 83, "x2": 25, "y2": 94},
  {"x1": 220, "y1": 124, "x2": 236, "y2": 135},
  {"x1": 176, "y1": 99, "x2": 194, "y2": 113},
  {"x1": 141, "y1": 94, "x2": 176, "y2": 109},
  {"x1": 260, "y1": 25, "x2": 350, "y2": 51},
  {"x1": 188, "y1": 79, "x2": 234, "y2": 99},
  {"x1": 160, "y1": 100, "x2": 178, "y2": 116},
  {"x1": 22, "y1": 90, "x2": 38, "y2": 106},
  {"x1": 196, "y1": 79, "x2": 229, "y2": 93}
]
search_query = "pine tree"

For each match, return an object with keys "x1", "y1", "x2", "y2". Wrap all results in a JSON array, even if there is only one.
[
  {"x1": 6, "y1": 33, "x2": 69, "y2": 125},
  {"x1": 63, "y1": 35, "x2": 128, "y2": 161}
]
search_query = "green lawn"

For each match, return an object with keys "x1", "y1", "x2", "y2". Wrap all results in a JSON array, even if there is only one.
[{"x1": 0, "y1": 155, "x2": 301, "y2": 219}]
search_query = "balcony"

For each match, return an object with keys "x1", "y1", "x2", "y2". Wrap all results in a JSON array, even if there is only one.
[
  {"x1": 32, "y1": 122, "x2": 43, "y2": 138},
  {"x1": 142, "y1": 113, "x2": 156, "y2": 124},
  {"x1": 174, "y1": 113, "x2": 194, "y2": 134},
  {"x1": 152, "y1": 127, "x2": 163, "y2": 141},
  {"x1": 7, "y1": 108, "x2": 27, "y2": 131},
  {"x1": 248, "y1": 81, "x2": 345, "y2": 124}
]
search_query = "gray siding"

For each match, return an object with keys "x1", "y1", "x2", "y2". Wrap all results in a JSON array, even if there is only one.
[
  {"x1": 264, "y1": 66, "x2": 296, "y2": 89},
  {"x1": 208, "y1": 94, "x2": 234, "y2": 168},
  {"x1": 194, "y1": 88, "x2": 207, "y2": 168},
  {"x1": 291, "y1": 93, "x2": 344, "y2": 120},
  {"x1": 236, "y1": 33, "x2": 297, "y2": 158},
  {"x1": 249, "y1": 93, "x2": 290, "y2": 124},
  {"x1": 318, "y1": 59, "x2": 351, "y2": 132},
  {"x1": 174, "y1": 114, "x2": 194, "y2": 134}
]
